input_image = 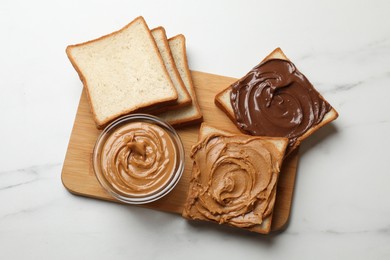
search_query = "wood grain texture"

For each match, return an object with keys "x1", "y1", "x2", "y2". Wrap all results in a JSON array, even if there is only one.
[{"x1": 61, "y1": 70, "x2": 299, "y2": 233}]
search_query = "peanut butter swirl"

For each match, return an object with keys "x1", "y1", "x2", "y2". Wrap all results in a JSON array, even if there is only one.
[
  {"x1": 231, "y1": 59, "x2": 331, "y2": 147},
  {"x1": 100, "y1": 122, "x2": 176, "y2": 197},
  {"x1": 184, "y1": 133, "x2": 284, "y2": 228}
]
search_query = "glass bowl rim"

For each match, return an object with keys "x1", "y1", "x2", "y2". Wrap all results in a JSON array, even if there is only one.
[{"x1": 92, "y1": 113, "x2": 185, "y2": 204}]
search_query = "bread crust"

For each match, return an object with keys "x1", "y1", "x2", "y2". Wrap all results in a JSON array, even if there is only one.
[
  {"x1": 214, "y1": 86, "x2": 235, "y2": 122},
  {"x1": 171, "y1": 35, "x2": 203, "y2": 126},
  {"x1": 150, "y1": 26, "x2": 192, "y2": 112},
  {"x1": 157, "y1": 35, "x2": 203, "y2": 127},
  {"x1": 66, "y1": 16, "x2": 178, "y2": 129}
]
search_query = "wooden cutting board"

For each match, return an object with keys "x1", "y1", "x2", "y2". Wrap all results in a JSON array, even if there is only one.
[{"x1": 61, "y1": 70, "x2": 299, "y2": 233}]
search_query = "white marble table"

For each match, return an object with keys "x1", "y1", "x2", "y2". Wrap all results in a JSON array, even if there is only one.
[{"x1": 1, "y1": 0, "x2": 390, "y2": 259}]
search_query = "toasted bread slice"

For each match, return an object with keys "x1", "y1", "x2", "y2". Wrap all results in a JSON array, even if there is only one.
[
  {"x1": 151, "y1": 27, "x2": 192, "y2": 111},
  {"x1": 215, "y1": 48, "x2": 338, "y2": 153},
  {"x1": 157, "y1": 35, "x2": 203, "y2": 127},
  {"x1": 183, "y1": 123, "x2": 288, "y2": 234},
  {"x1": 66, "y1": 16, "x2": 178, "y2": 129}
]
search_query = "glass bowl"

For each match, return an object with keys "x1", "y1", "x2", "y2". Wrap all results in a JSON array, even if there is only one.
[{"x1": 92, "y1": 114, "x2": 185, "y2": 204}]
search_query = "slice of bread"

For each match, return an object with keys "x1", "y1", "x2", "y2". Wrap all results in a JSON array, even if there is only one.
[
  {"x1": 151, "y1": 27, "x2": 192, "y2": 111},
  {"x1": 66, "y1": 16, "x2": 178, "y2": 129},
  {"x1": 183, "y1": 123, "x2": 288, "y2": 234},
  {"x1": 215, "y1": 48, "x2": 338, "y2": 153},
  {"x1": 157, "y1": 35, "x2": 203, "y2": 127}
]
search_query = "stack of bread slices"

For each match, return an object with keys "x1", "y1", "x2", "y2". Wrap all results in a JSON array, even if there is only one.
[{"x1": 66, "y1": 16, "x2": 202, "y2": 129}]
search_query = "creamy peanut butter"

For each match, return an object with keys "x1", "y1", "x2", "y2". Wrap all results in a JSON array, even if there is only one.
[
  {"x1": 99, "y1": 121, "x2": 176, "y2": 197},
  {"x1": 183, "y1": 133, "x2": 285, "y2": 228}
]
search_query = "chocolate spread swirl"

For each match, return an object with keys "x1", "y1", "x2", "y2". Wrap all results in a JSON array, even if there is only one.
[
  {"x1": 184, "y1": 133, "x2": 284, "y2": 228},
  {"x1": 230, "y1": 59, "x2": 331, "y2": 147},
  {"x1": 100, "y1": 122, "x2": 175, "y2": 197}
]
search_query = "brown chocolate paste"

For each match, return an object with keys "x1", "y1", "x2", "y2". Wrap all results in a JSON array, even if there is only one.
[
  {"x1": 100, "y1": 122, "x2": 176, "y2": 197},
  {"x1": 230, "y1": 59, "x2": 331, "y2": 147},
  {"x1": 183, "y1": 133, "x2": 284, "y2": 228}
]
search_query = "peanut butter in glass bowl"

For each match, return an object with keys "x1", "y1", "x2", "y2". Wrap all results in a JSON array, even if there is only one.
[{"x1": 92, "y1": 114, "x2": 185, "y2": 204}]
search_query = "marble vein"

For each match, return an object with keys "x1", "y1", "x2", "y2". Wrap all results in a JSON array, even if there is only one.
[
  {"x1": 0, "y1": 163, "x2": 61, "y2": 190},
  {"x1": 285, "y1": 225, "x2": 390, "y2": 237},
  {"x1": 0, "y1": 163, "x2": 62, "y2": 220},
  {"x1": 323, "y1": 225, "x2": 390, "y2": 235},
  {"x1": 0, "y1": 179, "x2": 40, "y2": 191}
]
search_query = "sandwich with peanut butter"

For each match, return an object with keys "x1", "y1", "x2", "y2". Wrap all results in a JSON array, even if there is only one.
[
  {"x1": 215, "y1": 48, "x2": 338, "y2": 154},
  {"x1": 182, "y1": 123, "x2": 288, "y2": 234}
]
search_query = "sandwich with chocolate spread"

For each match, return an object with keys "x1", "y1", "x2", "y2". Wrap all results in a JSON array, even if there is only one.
[{"x1": 215, "y1": 48, "x2": 338, "y2": 154}]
